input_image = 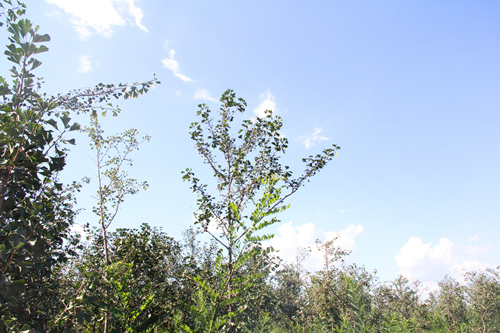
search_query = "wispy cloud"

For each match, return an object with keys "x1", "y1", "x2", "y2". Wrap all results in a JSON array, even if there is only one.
[
  {"x1": 77, "y1": 55, "x2": 93, "y2": 73},
  {"x1": 125, "y1": 0, "x2": 148, "y2": 33},
  {"x1": 267, "y1": 222, "x2": 363, "y2": 272},
  {"x1": 46, "y1": 0, "x2": 148, "y2": 39},
  {"x1": 161, "y1": 49, "x2": 194, "y2": 83},
  {"x1": 254, "y1": 92, "x2": 276, "y2": 118},
  {"x1": 194, "y1": 89, "x2": 217, "y2": 102},
  {"x1": 297, "y1": 127, "x2": 330, "y2": 149},
  {"x1": 469, "y1": 234, "x2": 481, "y2": 242},
  {"x1": 339, "y1": 208, "x2": 357, "y2": 214}
]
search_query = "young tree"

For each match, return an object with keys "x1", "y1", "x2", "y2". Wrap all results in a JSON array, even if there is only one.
[
  {"x1": 372, "y1": 275, "x2": 430, "y2": 331},
  {"x1": 59, "y1": 223, "x2": 185, "y2": 332},
  {"x1": 273, "y1": 247, "x2": 311, "y2": 328},
  {"x1": 436, "y1": 275, "x2": 468, "y2": 333},
  {"x1": 182, "y1": 89, "x2": 339, "y2": 331},
  {"x1": 85, "y1": 110, "x2": 149, "y2": 266},
  {"x1": 465, "y1": 267, "x2": 500, "y2": 333}
]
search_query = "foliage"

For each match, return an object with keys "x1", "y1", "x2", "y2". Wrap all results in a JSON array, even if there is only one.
[
  {"x1": 436, "y1": 275, "x2": 468, "y2": 332},
  {"x1": 272, "y1": 246, "x2": 311, "y2": 327},
  {"x1": 55, "y1": 224, "x2": 185, "y2": 332},
  {"x1": 83, "y1": 109, "x2": 150, "y2": 332},
  {"x1": 85, "y1": 110, "x2": 150, "y2": 263},
  {"x1": 0, "y1": 12, "x2": 80, "y2": 331},
  {"x1": 0, "y1": 2, "x2": 158, "y2": 330},
  {"x1": 182, "y1": 89, "x2": 339, "y2": 331},
  {"x1": 465, "y1": 267, "x2": 500, "y2": 333},
  {"x1": 2, "y1": 3, "x2": 500, "y2": 333}
]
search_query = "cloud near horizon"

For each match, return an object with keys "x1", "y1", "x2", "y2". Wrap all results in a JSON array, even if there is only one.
[
  {"x1": 396, "y1": 236, "x2": 495, "y2": 284},
  {"x1": 46, "y1": 0, "x2": 148, "y2": 38},
  {"x1": 267, "y1": 222, "x2": 363, "y2": 272}
]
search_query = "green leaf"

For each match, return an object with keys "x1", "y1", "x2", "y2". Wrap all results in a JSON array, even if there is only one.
[
  {"x1": 0, "y1": 85, "x2": 11, "y2": 95},
  {"x1": 62, "y1": 138, "x2": 75, "y2": 145},
  {"x1": 33, "y1": 33, "x2": 50, "y2": 43},
  {"x1": 30, "y1": 58, "x2": 41, "y2": 70},
  {"x1": 5, "y1": 280, "x2": 25, "y2": 298},
  {"x1": 69, "y1": 122, "x2": 81, "y2": 131},
  {"x1": 34, "y1": 44, "x2": 48, "y2": 54},
  {"x1": 19, "y1": 324, "x2": 30, "y2": 333},
  {"x1": 46, "y1": 118, "x2": 58, "y2": 130},
  {"x1": 60, "y1": 114, "x2": 71, "y2": 128},
  {"x1": 75, "y1": 310, "x2": 90, "y2": 324}
]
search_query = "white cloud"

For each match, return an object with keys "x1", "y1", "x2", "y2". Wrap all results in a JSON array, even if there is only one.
[
  {"x1": 297, "y1": 127, "x2": 330, "y2": 149},
  {"x1": 466, "y1": 245, "x2": 493, "y2": 255},
  {"x1": 46, "y1": 0, "x2": 148, "y2": 38},
  {"x1": 161, "y1": 49, "x2": 194, "y2": 83},
  {"x1": 194, "y1": 89, "x2": 218, "y2": 102},
  {"x1": 267, "y1": 222, "x2": 363, "y2": 272},
  {"x1": 449, "y1": 261, "x2": 492, "y2": 282},
  {"x1": 77, "y1": 55, "x2": 93, "y2": 73},
  {"x1": 192, "y1": 215, "x2": 223, "y2": 234},
  {"x1": 124, "y1": 0, "x2": 147, "y2": 32},
  {"x1": 396, "y1": 237, "x2": 495, "y2": 284},
  {"x1": 69, "y1": 223, "x2": 89, "y2": 241},
  {"x1": 334, "y1": 224, "x2": 364, "y2": 252},
  {"x1": 339, "y1": 208, "x2": 357, "y2": 214},
  {"x1": 469, "y1": 234, "x2": 481, "y2": 242},
  {"x1": 254, "y1": 92, "x2": 276, "y2": 118}
]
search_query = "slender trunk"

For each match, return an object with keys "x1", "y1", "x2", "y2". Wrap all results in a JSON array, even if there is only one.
[
  {"x1": 227, "y1": 234, "x2": 233, "y2": 318},
  {"x1": 226, "y1": 208, "x2": 234, "y2": 329},
  {"x1": 96, "y1": 143, "x2": 110, "y2": 333},
  {"x1": 447, "y1": 305, "x2": 452, "y2": 333}
]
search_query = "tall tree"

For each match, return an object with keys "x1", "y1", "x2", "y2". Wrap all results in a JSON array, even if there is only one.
[
  {"x1": 0, "y1": 2, "x2": 158, "y2": 330},
  {"x1": 182, "y1": 89, "x2": 339, "y2": 331},
  {"x1": 0, "y1": 11, "x2": 79, "y2": 331},
  {"x1": 80, "y1": 109, "x2": 151, "y2": 332}
]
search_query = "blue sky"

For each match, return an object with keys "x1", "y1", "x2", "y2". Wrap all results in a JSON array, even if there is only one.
[{"x1": 13, "y1": 0, "x2": 500, "y2": 289}]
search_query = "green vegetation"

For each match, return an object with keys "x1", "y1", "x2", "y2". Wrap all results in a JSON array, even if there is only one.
[{"x1": 1, "y1": 2, "x2": 499, "y2": 332}]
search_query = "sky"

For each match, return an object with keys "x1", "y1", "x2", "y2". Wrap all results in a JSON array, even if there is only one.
[{"x1": 9, "y1": 0, "x2": 500, "y2": 290}]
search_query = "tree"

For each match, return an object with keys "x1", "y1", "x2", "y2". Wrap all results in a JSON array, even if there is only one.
[
  {"x1": 59, "y1": 223, "x2": 184, "y2": 332},
  {"x1": 83, "y1": 109, "x2": 150, "y2": 332},
  {"x1": 85, "y1": 110, "x2": 150, "y2": 268},
  {"x1": 273, "y1": 247, "x2": 311, "y2": 329},
  {"x1": 465, "y1": 267, "x2": 500, "y2": 333},
  {"x1": 182, "y1": 89, "x2": 339, "y2": 331},
  {"x1": 372, "y1": 275, "x2": 430, "y2": 331},
  {"x1": 0, "y1": 2, "x2": 158, "y2": 330},
  {"x1": 308, "y1": 238, "x2": 373, "y2": 332},
  {"x1": 0, "y1": 11, "x2": 80, "y2": 331},
  {"x1": 436, "y1": 275, "x2": 468, "y2": 333}
]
